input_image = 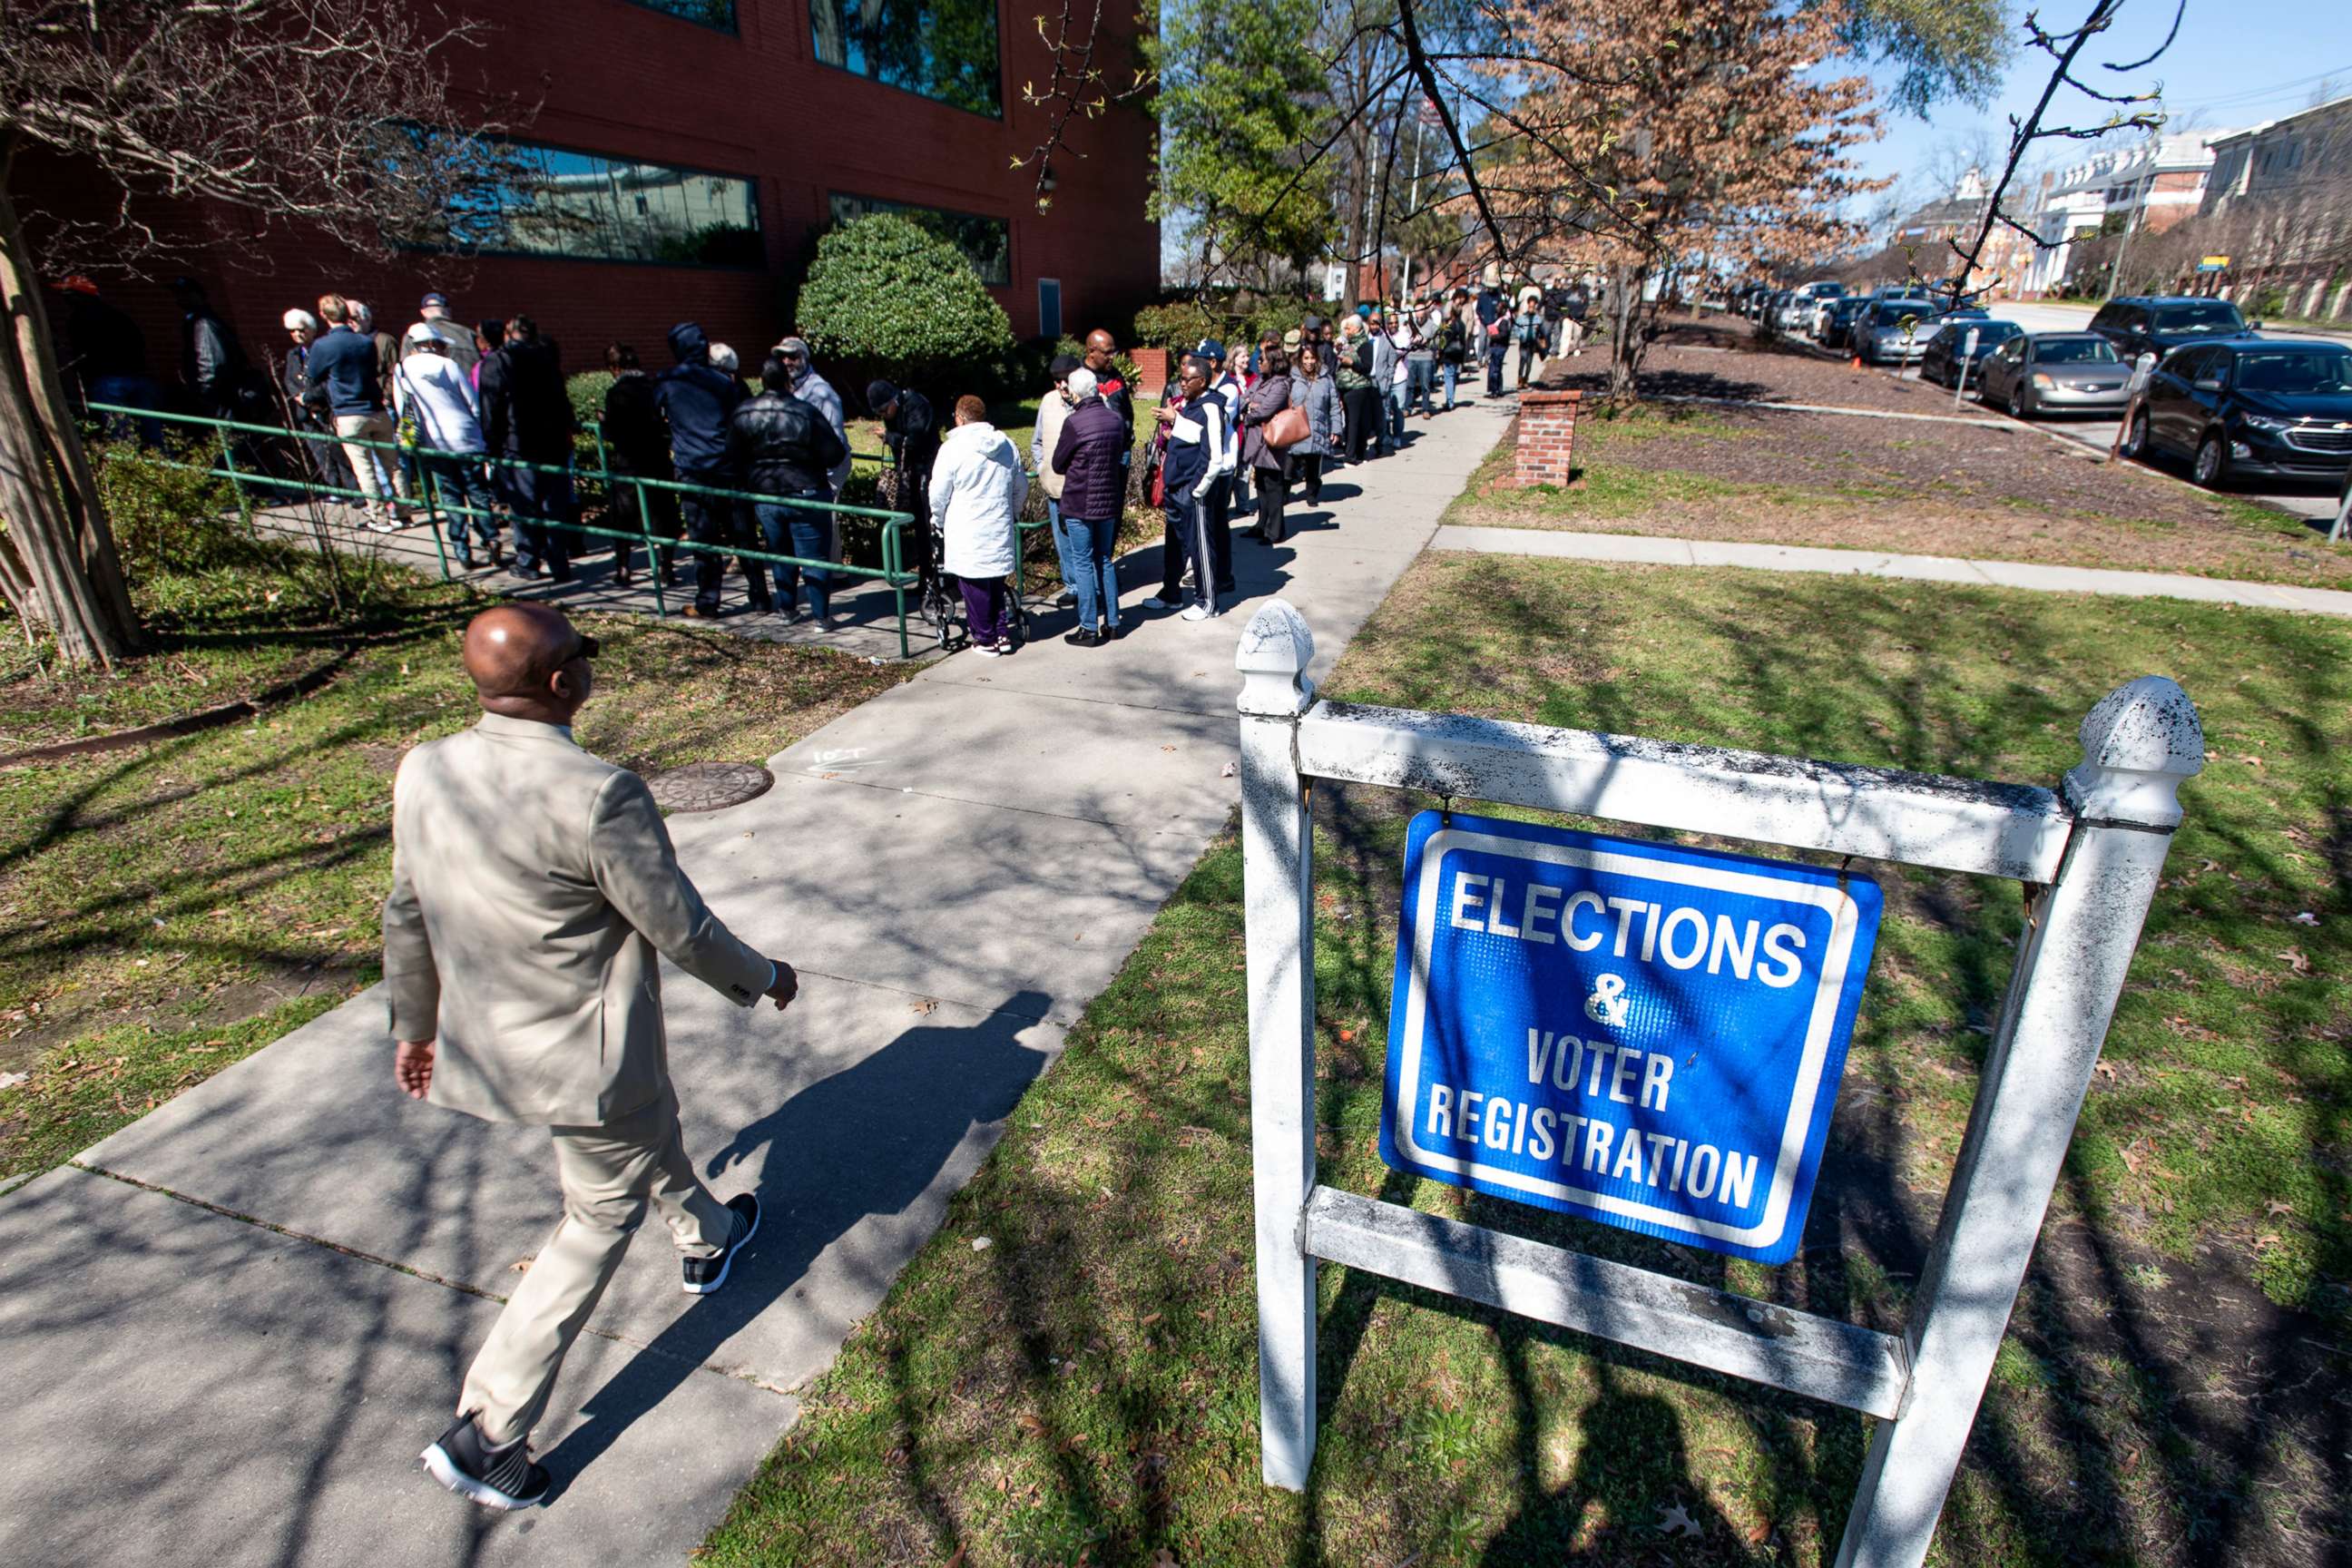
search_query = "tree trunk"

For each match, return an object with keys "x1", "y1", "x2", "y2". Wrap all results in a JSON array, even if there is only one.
[
  {"x1": 0, "y1": 158, "x2": 141, "y2": 666},
  {"x1": 1608, "y1": 261, "x2": 1643, "y2": 400}
]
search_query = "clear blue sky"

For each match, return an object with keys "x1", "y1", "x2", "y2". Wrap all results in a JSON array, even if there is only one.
[{"x1": 1852, "y1": 0, "x2": 2352, "y2": 206}]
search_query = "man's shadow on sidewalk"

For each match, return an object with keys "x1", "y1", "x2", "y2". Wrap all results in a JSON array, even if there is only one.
[{"x1": 537, "y1": 989, "x2": 1055, "y2": 1494}]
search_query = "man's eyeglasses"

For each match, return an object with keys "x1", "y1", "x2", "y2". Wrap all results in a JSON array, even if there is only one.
[{"x1": 568, "y1": 634, "x2": 600, "y2": 662}]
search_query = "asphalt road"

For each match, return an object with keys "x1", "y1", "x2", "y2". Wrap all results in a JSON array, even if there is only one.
[{"x1": 1870, "y1": 300, "x2": 2349, "y2": 529}]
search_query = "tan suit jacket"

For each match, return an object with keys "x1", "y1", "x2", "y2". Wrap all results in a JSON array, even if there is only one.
[{"x1": 382, "y1": 713, "x2": 771, "y2": 1126}]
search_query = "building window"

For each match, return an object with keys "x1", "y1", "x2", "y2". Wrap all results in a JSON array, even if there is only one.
[
  {"x1": 1036, "y1": 279, "x2": 1063, "y2": 338},
  {"x1": 623, "y1": 0, "x2": 738, "y2": 28},
  {"x1": 419, "y1": 140, "x2": 762, "y2": 267},
  {"x1": 828, "y1": 192, "x2": 1010, "y2": 286},
  {"x1": 811, "y1": 0, "x2": 1002, "y2": 117}
]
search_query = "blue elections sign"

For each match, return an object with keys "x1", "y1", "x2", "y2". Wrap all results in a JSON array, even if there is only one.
[{"x1": 1381, "y1": 811, "x2": 1884, "y2": 1264}]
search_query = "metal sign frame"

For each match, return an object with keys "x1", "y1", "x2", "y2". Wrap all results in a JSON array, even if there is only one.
[{"x1": 1233, "y1": 599, "x2": 2203, "y2": 1568}]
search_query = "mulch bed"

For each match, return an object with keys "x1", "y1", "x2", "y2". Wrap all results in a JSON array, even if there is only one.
[
  {"x1": 1595, "y1": 403, "x2": 2251, "y2": 532},
  {"x1": 1549, "y1": 315, "x2": 1969, "y2": 414}
]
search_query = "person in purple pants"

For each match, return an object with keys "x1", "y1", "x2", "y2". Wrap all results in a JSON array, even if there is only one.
[{"x1": 927, "y1": 394, "x2": 1030, "y2": 656}]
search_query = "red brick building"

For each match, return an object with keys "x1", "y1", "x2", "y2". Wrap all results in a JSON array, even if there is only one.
[{"x1": 24, "y1": 0, "x2": 1158, "y2": 387}]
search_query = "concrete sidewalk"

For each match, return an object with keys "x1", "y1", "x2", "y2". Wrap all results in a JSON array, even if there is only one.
[
  {"x1": 1434, "y1": 524, "x2": 2352, "y2": 616},
  {"x1": 0, "y1": 398, "x2": 1513, "y2": 1568}
]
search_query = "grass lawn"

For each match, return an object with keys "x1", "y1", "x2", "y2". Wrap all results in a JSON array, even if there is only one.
[
  {"x1": 0, "y1": 486, "x2": 908, "y2": 1179},
  {"x1": 703, "y1": 554, "x2": 2348, "y2": 1567},
  {"x1": 1457, "y1": 384, "x2": 2352, "y2": 593}
]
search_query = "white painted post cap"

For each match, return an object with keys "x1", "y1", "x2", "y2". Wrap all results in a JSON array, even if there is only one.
[
  {"x1": 1236, "y1": 599, "x2": 1317, "y2": 716},
  {"x1": 2063, "y1": 675, "x2": 2203, "y2": 829}
]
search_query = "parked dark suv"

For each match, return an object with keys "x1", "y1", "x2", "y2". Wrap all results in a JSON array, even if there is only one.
[
  {"x1": 2121, "y1": 338, "x2": 2352, "y2": 488},
  {"x1": 2086, "y1": 295, "x2": 2255, "y2": 365}
]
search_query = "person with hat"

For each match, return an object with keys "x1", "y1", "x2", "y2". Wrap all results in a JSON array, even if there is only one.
[
  {"x1": 1143, "y1": 354, "x2": 1230, "y2": 622},
  {"x1": 1191, "y1": 338, "x2": 1240, "y2": 592},
  {"x1": 395, "y1": 321, "x2": 500, "y2": 570},
  {"x1": 1198, "y1": 338, "x2": 1250, "y2": 526},
  {"x1": 416, "y1": 292, "x2": 479, "y2": 377},
  {"x1": 867, "y1": 377, "x2": 940, "y2": 540},
  {"x1": 277, "y1": 308, "x2": 343, "y2": 490},
  {"x1": 771, "y1": 337, "x2": 850, "y2": 496},
  {"x1": 654, "y1": 322, "x2": 757, "y2": 615},
  {"x1": 730, "y1": 355, "x2": 850, "y2": 627}
]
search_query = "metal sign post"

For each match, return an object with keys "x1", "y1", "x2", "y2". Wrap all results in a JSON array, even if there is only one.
[
  {"x1": 1954, "y1": 328, "x2": 1979, "y2": 408},
  {"x1": 1234, "y1": 600, "x2": 2202, "y2": 1568}
]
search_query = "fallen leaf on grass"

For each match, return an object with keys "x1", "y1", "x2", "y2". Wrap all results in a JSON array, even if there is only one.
[
  {"x1": 2278, "y1": 948, "x2": 2311, "y2": 974},
  {"x1": 2094, "y1": 1061, "x2": 2116, "y2": 1082},
  {"x1": 2264, "y1": 1200, "x2": 2295, "y2": 1218}
]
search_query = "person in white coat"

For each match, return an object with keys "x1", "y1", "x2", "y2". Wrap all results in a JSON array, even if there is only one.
[
  {"x1": 395, "y1": 324, "x2": 500, "y2": 569},
  {"x1": 927, "y1": 394, "x2": 1030, "y2": 655}
]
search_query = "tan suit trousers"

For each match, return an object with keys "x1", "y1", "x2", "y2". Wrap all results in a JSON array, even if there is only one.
[{"x1": 459, "y1": 1085, "x2": 731, "y2": 1446}]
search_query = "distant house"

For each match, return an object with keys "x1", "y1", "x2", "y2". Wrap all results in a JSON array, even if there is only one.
[
  {"x1": 2201, "y1": 92, "x2": 2352, "y2": 217},
  {"x1": 2021, "y1": 132, "x2": 2228, "y2": 297}
]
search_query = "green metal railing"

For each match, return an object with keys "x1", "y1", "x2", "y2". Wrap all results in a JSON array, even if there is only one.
[{"x1": 88, "y1": 402, "x2": 934, "y2": 658}]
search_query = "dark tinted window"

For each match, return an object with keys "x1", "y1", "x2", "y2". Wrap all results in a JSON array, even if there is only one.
[
  {"x1": 2233, "y1": 348, "x2": 2352, "y2": 394},
  {"x1": 2169, "y1": 348, "x2": 2220, "y2": 381},
  {"x1": 1871, "y1": 300, "x2": 1935, "y2": 328},
  {"x1": 2151, "y1": 300, "x2": 2248, "y2": 335},
  {"x1": 412, "y1": 140, "x2": 761, "y2": 266},
  {"x1": 828, "y1": 192, "x2": 1010, "y2": 285},
  {"x1": 815, "y1": 0, "x2": 1003, "y2": 115},
  {"x1": 625, "y1": 0, "x2": 735, "y2": 27},
  {"x1": 2034, "y1": 338, "x2": 2120, "y2": 364}
]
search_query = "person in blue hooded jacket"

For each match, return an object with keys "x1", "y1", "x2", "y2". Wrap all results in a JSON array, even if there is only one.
[{"x1": 654, "y1": 323, "x2": 764, "y2": 618}]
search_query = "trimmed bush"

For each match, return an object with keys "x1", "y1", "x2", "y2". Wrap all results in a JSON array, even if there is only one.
[
  {"x1": 798, "y1": 214, "x2": 1014, "y2": 384},
  {"x1": 566, "y1": 370, "x2": 615, "y2": 432}
]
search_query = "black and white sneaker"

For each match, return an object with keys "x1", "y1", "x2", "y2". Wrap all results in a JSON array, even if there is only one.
[
  {"x1": 682, "y1": 1193, "x2": 760, "y2": 1296},
  {"x1": 421, "y1": 1413, "x2": 550, "y2": 1511}
]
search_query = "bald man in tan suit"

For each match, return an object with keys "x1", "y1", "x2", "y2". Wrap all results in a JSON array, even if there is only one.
[{"x1": 387, "y1": 603, "x2": 795, "y2": 1511}]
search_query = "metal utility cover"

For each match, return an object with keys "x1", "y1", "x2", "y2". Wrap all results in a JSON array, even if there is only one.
[{"x1": 1380, "y1": 810, "x2": 1883, "y2": 1264}]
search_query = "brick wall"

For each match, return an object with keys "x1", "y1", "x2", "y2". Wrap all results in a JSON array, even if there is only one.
[
  {"x1": 20, "y1": 0, "x2": 1159, "y2": 391},
  {"x1": 1514, "y1": 390, "x2": 1581, "y2": 487}
]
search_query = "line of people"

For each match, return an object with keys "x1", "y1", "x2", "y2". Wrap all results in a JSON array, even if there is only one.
[
  {"x1": 273, "y1": 287, "x2": 902, "y2": 627},
  {"x1": 1007, "y1": 288, "x2": 1575, "y2": 649}
]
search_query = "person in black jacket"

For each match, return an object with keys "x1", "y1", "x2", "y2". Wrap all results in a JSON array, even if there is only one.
[
  {"x1": 733, "y1": 357, "x2": 851, "y2": 626},
  {"x1": 476, "y1": 315, "x2": 575, "y2": 581},
  {"x1": 600, "y1": 344, "x2": 676, "y2": 587},
  {"x1": 655, "y1": 322, "x2": 755, "y2": 618},
  {"x1": 866, "y1": 379, "x2": 939, "y2": 532}
]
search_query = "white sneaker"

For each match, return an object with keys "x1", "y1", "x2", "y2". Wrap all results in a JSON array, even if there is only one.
[
  {"x1": 1180, "y1": 603, "x2": 1213, "y2": 622},
  {"x1": 974, "y1": 642, "x2": 1004, "y2": 657},
  {"x1": 1142, "y1": 596, "x2": 1174, "y2": 611}
]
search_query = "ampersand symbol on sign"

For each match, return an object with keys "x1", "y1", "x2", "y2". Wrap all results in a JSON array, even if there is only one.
[{"x1": 1583, "y1": 972, "x2": 1632, "y2": 1030}]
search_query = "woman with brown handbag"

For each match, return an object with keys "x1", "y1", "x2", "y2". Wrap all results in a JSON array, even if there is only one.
[{"x1": 1239, "y1": 346, "x2": 1299, "y2": 544}]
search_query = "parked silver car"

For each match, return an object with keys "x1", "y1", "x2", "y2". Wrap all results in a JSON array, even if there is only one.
[
  {"x1": 1975, "y1": 332, "x2": 2134, "y2": 418},
  {"x1": 1859, "y1": 298, "x2": 1941, "y2": 365}
]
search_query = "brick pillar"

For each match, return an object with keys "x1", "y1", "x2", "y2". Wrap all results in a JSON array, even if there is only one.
[{"x1": 1514, "y1": 390, "x2": 1581, "y2": 487}]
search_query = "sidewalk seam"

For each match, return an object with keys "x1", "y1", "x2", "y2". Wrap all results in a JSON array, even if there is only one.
[{"x1": 66, "y1": 1162, "x2": 797, "y2": 1394}]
